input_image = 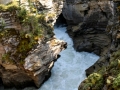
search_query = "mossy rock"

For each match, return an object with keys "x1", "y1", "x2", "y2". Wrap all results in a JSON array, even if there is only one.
[
  {"x1": 2, "y1": 53, "x2": 14, "y2": 64},
  {"x1": 82, "y1": 73, "x2": 103, "y2": 90},
  {"x1": 0, "y1": 0, "x2": 54, "y2": 65},
  {"x1": 113, "y1": 74, "x2": 120, "y2": 89},
  {"x1": 0, "y1": 29, "x2": 18, "y2": 40},
  {"x1": 0, "y1": 1, "x2": 20, "y2": 12},
  {"x1": 87, "y1": 73, "x2": 101, "y2": 84}
]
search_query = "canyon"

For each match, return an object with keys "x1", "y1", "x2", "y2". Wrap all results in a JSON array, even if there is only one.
[{"x1": 0, "y1": 0, "x2": 120, "y2": 90}]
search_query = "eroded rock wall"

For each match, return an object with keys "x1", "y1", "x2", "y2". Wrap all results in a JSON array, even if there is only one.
[
  {"x1": 0, "y1": 0, "x2": 65, "y2": 89},
  {"x1": 62, "y1": 0, "x2": 120, "y2": 90},
  {"x1": 62, "y1": 0, "x2": 114, "y2": 55}
]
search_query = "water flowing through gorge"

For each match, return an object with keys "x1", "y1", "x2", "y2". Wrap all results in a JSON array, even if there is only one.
[
  {"x1": 4, "y1": 27, "x2": 99, "y2": 90},
  {"x1": 39, "y1": 27, "x2": 99, "y2": 90}
]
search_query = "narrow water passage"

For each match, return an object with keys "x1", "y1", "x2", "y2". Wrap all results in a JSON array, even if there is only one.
[{"x1": 39, "y1": 27, "x2": 99, "y2": 90}]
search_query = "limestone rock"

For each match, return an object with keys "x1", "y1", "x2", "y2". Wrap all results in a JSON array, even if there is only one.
[
  {"x1": 0, "y1": 0, "x2": 65, "y2": 89},
  {"x1": 77, "y1": 1, "x2": 120, "y2": 90},
  {"x1": 0, "y1": 38, "x2": 66, "y2": 88},
  {"x1": 24, "y1": 39, "x2": 66, "y2": 87},
  {"x1": 63, "y1": 0, "x2": 113, "y2": 55}
]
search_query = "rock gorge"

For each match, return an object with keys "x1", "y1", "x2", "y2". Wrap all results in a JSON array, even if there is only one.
[{"x1": 1, "y1": 0, "x2": 120, "y2": 90}]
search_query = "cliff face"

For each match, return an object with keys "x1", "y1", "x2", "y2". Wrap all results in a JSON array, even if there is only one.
[
  {"x1": 62, "y1": 0, "x2": 115, "y2": 71},
  {"x1": 62, "y1": 0, "x2": 120, "y2": 90},
  {"x1": 1, "y1": 0, "x2": 120, "y2": 89},
  {"x1": 0, "y1": 0, "x2": 65, "y2": 88},
  {"x1": 62, "y1": 0, "x2": 114, "y2": 55}
]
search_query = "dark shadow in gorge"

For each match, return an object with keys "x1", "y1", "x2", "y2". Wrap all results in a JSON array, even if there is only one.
[
  {"x1": 0, "y1": 78, "x2": 4, "y2": 90},
  {"x1": 55, "y1": 13, "x2": 67, "y2": 27}
]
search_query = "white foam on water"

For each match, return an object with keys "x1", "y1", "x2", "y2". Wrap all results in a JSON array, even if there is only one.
[{"x1": 39, "y1": 27, "x2": 99, "y2": 90}]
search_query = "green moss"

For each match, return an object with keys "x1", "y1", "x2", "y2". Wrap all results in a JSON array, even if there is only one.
[
  {"x1": 82, "y1": 83, "x2": 92, "y2": 90},
  {"x1": 17, "y1": 39, "x2": 30, "y2": 53},
  {"x1": 36, "y1": 14, "x2": 46, "y2": 23},
  {"x1": 0, "y1": 29, "x2": 18, "y2": 41},
  {"x1": 14, "y1": 5, "x2": 47, "y2": 64},
  {"x1": 109, "y1": 60, "x2": 118, "y2": 68},
  {"x1": 82, "y1": 73, "x2": 104, "y2": 90},
  {"x1": 16, "y1": 38, "x2": 34, "y2": 62},
  {"x1": 112, "y1": 50, "x2": 120, "y2": 59},
  {"x1": 81, "y1": 57, "x2": 118, "y2": 90},
  {"x1": 0, "y1": 0, "x2": 53, "y2": 65},
  {"x1": 7, "y1": 3, "x2": 20, "y2": 11},
  {"x1": 113, "y1": 74, "x2": 120, "y2": 89},
  {"x1": 92, "y1": 78, "x2": 104, "y2": 90},
  {"x1": 0, "y1": 17, "x2": 6, "y2": 30},
  {"x1": 0, "y1": 4, "x2": 7, "y2": 11},
  {"x1": 98, "y1": 66, "x2": 106, "y2": 75},
  {"x1": 106, "y1": 50, "x2": 120, "y2": 77},
  {"x1": 0, "y1": 1, "x2": 20, "y2": 12},
  {"x1": 2, "y1": 53, "x2": 14, "y2": 64},
  {"x1": 17, "y1": 8, "x2": 28, "y2": 23},
  {"x1": 87, "y1": 73, "x2": 101, "y2": 84}
]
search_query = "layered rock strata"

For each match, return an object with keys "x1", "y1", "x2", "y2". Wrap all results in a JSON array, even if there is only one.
[
  {"x1": 62, "y1": 0, "x2": 113, "y2": 55},
  {"x1": 62, "y1": 0, "x2": 120, "y2": 89},
  {"x1": 0, "y1": 0, "x2": 65, "y2": 89}
]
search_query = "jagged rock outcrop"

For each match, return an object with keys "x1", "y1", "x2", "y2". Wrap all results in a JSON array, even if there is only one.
[
  {"x1": 62, "y1": 0, "x2": 120, "y2": 90},
  {"x1": 0, "y1": 38, "x2": 66, "y2": 88},
  {"x1": 62, "y1": 0, "x2": 116, "y2": 74},
  {"x1": 62, "y1": 0, "x2": 114, "y2": 55},
  {"x1": 78, "y1": 23, "x2": 120, "y2": 90},
  {"x1": 81, "y1": 0, "x2": 119, "y2": 75},
  {"x1": 0, "y1": 0, "x2": 65, "y2": 89},
  {"x1": 62, "y1": 1, "x2": 114, "y2": 87}
]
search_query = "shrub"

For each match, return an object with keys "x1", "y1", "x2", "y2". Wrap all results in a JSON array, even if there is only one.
[{"x1": 113, "y1": 74, "x2": 120, "y2": 89}]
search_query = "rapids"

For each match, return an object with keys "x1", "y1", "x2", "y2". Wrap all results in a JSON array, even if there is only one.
[{"x1": 39, "y1": 27, "x2": 99, "y2": 90}]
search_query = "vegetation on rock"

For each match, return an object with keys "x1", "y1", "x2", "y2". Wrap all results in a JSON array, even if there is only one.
[
  {"x1": 80, "y1": 73, "x2": 103, "y2": 90},
  {"x1": 0, "y1": 1, "x2": 54, "y2": 65},
  {"x1": 79, "y1": 49, "x2": 120, "y2": 90},
  {"x1": 0, "y1": 1, "x2": 20, "y2": 11},
  {"x1": 79, "y1": 4, "x2": 120, "y2": 90}
]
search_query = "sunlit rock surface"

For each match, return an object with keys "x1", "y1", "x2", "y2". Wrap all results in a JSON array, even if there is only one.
[
  {"x1": 0, "y1": 0, "x2": 65, "y2": 88},
  {"x1": 24, "y1": 39, "x2": 66, "y2": 87}
]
